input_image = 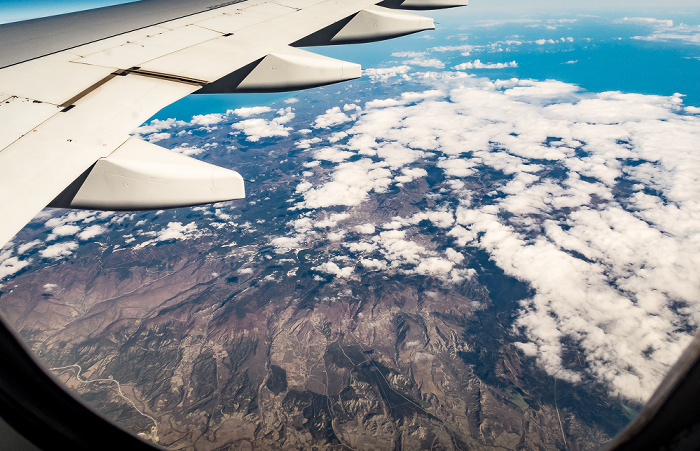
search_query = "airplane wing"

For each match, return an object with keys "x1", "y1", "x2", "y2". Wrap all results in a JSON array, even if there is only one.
[{"x1": 0, "y1": 0, "x2": 467, "y2": 249}]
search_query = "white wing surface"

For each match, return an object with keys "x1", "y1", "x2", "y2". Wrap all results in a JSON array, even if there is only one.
[{"x1": 0, "y1": 0, "x2": 467, "y2": 248}]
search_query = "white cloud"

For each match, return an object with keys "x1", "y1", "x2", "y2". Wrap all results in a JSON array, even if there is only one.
[
  {"x1": 454, "y1": 60, "x2": 518, "y2": 70},
  {"x1": 355, "y1": 224, "x2": 376, "y2": 234},
  {"x1": 49, "y1": 224, "x2": 80, "y2": 240},
  {"x1": 313, "y1": 147, "x2": 354, "y2": 163},
  {"x1": 617, "y1": 17, "x2": 674, "y2": 27},
  {"x1": 154, "y1": 222, "x2": 197, "y2": 242},
  {"x1": 437, "y1": 158, "x2": 476, "y2": 177},
  {"x1": 17, "y1": 240, "x2": 42, "y2": 254},
  {"x1": 620, "y1": 17, "x2": 700, "y2": 45},
  {"x1": 363, "y1": 65, "x2": 411, "y2": 82},
  {"x1": 347, "y1": 242, "x2": 377, "y2": 253},
  {"x1": 298, "y1": 159, "x2": 392, "y2": 209},
  {"x1": 232, "y1": 107, "x2": 295, "y2": 142},
  {"x1": 315, "y1": 213, "x2": 350, "y2": 229},
  {"x1": 230, "y1": 106, "x2": 273, "y2": 117},
  {"x1": 535, "y1": 37, "x2": 574, "y2": 45},
  {"x1": 0, "y1": 250, "x2": 30, "y2": 280},
  {"x1": 170, "y1": 143, "x2": 205, "y2": 156},
  {"x1": 190, "y1": 113, "x2": 225, "y2": 126},
  {"x1": 295, "y1": 181, "x2": 313, "y2": 193},
  {"x1": 312, "y1": 107, "x2": 352, "y2": 129},
  {"x1": 133, "y1": 222, "x2": 199, "y2": 250},
  {"x1": 360, "y1": 258, "x2": 387, "y2": 271},
  {"x1": 40, "y1": 242, "x2": 78, "y2": 259},
  {"x1": 314, "y1": 261, "x2": 354, "y2": 278},
  {"x1": 430, "y1": 44, "x2": 475, "y2": 53},
  {"x1": 395, "y1": 167, "x2": 428, "y2": 184},
  {"x1": 445, "y1": 248, "x2": 465, "y2": 264},
  {"x1": 145, "y1": 132, "x2": 171, "y2": 143},
  {"x1": 78, "y1": 225, "x2": 107, "y2": 241},
  {"x1": 396, "y1": 52, "x2": 445, "y2": 69},
  {"x1": 135, "y1": 118, "x2": 182, "y2": 135}
]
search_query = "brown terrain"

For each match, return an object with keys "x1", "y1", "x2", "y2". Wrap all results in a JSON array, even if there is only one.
[{"x1": 1, "y1": 233, "x2": 612, "y2": 450}]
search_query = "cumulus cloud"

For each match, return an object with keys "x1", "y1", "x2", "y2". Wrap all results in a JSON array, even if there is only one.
[
  {"x1": 40, "y1": 242, "x2": 78, "y2": 260},
  {"x1": 145, "y1": 132, "x2": 171, "y2": 143},
  {"x1": 232, "y1": 107, "x2": 295, "y2": 142},
  {"x1": 437, "y1": 158, "x2": 476, "y2": 177},
  {"x1": 0, "y1": 250, "x2": 30, "y2": 280},
  {"x1": 17, "y1": 240, "x2": 42, "y2": 254},
  {"x1": 355, "y1": 224, "x2": 376, "y2": 234},
  {"x1": 298, "y1": 159, "x2": 393, "y2": 209},
  {"x1": 363, "y1": 65, "x2": 411, "y2": 81},
  {"x1": 133, "y1": 222, "x2": 199, "y2": 249},
  {"x1": 170, "y1": 143, "x2": 205, "y2": 156},
  {"x1": 189, "y1": 113, "x2": 225, "y2": 126},
  {"x1": 230, "y1": 106, "x2": 273, "y2": 117},
  {"x1": 78, "y1": 225, "x2": 107, "y2": 241},
  {"x1": 314, "y1": 261, "x2": 354, "y2": 278},
  {"x1": 312, "y1": 107, "x2": 352, "y2": 128},
  {"x1": 50, "y1": 224, "x2": 80, "y2": 237},
  {"x1": 535, "y1": 37, "x2": 574, "y2": 45},
  {"x1": 154, "y1": 222, "x2": 197, "y2": 242},
  {"x1": 393, "y1": 51, "x2": 446, "y2": 69},
  {"x1": 135, "y1": 118, "x2": 182, "y2": 135},
  {"x1": 315, "y1": 213, "x2": 350, "y2": 229}
]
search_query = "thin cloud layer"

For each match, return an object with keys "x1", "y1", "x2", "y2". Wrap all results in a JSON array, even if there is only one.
[
  {"x1": 454, "y1": 60, "x2": 518, "y2": 70},
  {"x1": 620, "y1": 16, "x2": 700, "y2": 44}
]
